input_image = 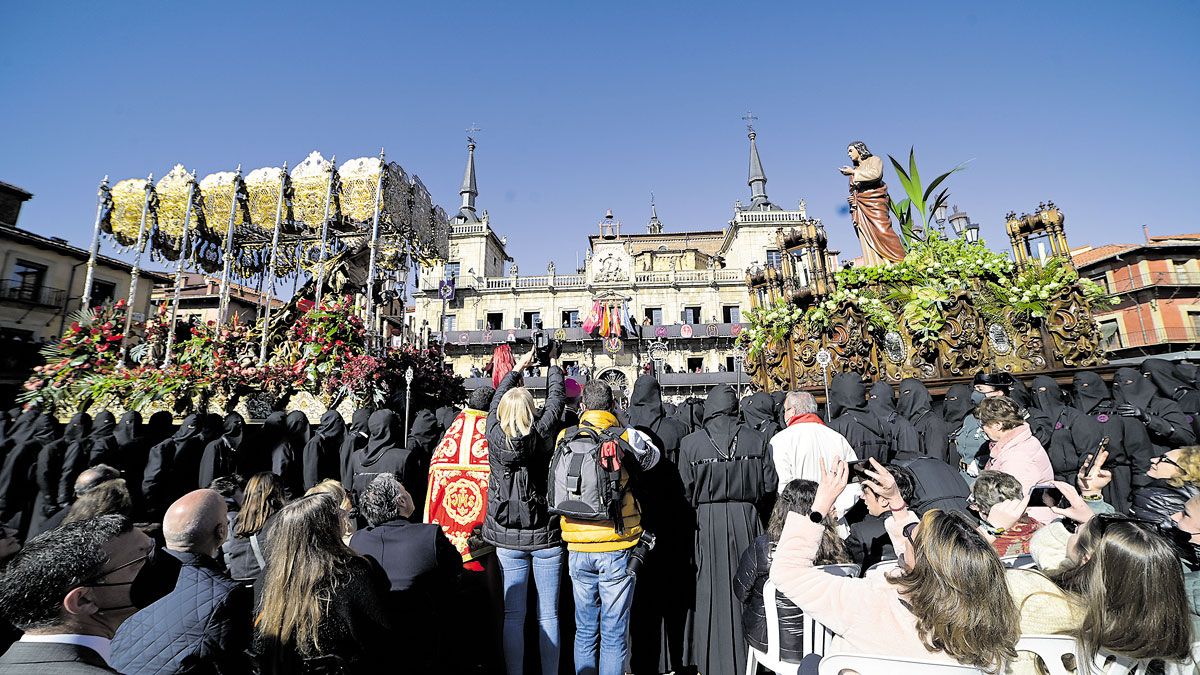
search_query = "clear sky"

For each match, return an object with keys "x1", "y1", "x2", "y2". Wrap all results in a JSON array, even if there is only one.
[{"x1": 2, "y1": 2, "x2": 1198, "y2": 276}]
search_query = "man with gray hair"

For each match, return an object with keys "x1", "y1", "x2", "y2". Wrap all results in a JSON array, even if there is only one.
[
  {"x1": 769, "y1": 391, "x2": 861, "y2": 522},
  {"x1": 350, "y1": 473, "x2": 461, "y2": 672},
  {"x1": 109, "y1": 489, "x2": 252, "y2": 674}
]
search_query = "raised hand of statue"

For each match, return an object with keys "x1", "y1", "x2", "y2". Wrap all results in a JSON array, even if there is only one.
[{"x1": 839, "y1": 165, "x2": 855, "y2": 176}]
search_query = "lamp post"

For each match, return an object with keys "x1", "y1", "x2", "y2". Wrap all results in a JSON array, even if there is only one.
[
  {"x1": 933, "y1": 203, "x2": 948, "y2": 234},
  {"x1": 946, "y1": 205, "x2": 981, "y2": 243}
]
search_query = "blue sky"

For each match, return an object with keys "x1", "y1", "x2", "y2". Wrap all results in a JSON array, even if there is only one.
[{"x1": 2, "y1": 2, "x2": 1197, "y2": 275}]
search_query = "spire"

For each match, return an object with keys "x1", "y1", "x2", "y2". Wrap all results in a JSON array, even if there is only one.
[
  {"x1": 457, "y1": 127, "x2": 480, "y2": 223},
  {"x1": 743, "y1": 111, "x2": 773, "y2": 210},
  {"x1": 648, "y1": 192, "x2": 662, "y2": 234}
]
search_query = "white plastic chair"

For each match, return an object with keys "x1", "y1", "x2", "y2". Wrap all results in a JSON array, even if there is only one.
[
  {"x1": 745, "y1": 579, "x2": 800, "y2": 675},
  {"x1": 864, "y1": 559, "x2": 899, "y2": 578},
  {"x1": 1015, "y1": 635, "x2": 1075, "y2": 675},
  {"x1": 818, "y1": 652, "x2": 985, "y2": 674}
]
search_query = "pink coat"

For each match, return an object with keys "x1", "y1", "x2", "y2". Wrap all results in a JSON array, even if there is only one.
[
  {"x1": 769, "y1": 513, "x2": 958, "y2": 663},
  {"x1": 984, "y1": 423, "x2": 1054, "y2": 494}
]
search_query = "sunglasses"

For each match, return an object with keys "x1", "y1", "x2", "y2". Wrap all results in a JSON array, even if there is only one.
[
  {"x1": 1090, "y1": 512, "x2": 1158, "y2": 536},
  {"x1": 1152, "y1": 454, "x2": 1184, "y2": 471}
]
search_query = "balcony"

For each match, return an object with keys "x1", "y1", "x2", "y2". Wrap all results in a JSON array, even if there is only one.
[
  {"x1": 0, "y1": 280, "x2": 67, "y2": 308},
  {"x1": 1104, "y1": 271, "x2": 1200, "y2": 294},
  {"x1": 423, "y1": 268, "x2": 745, "y2": 293},
  {"x1": 434, "y1": 323, "x2": 746, "y2": 346},
  {"x1": 1103, "y1": 326, "x2": 1200, "y2": 351}
]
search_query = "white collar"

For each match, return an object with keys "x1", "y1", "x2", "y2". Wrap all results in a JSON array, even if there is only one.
[{"x1": 20, "y1": 633, "x2": 112, "y2": 665}]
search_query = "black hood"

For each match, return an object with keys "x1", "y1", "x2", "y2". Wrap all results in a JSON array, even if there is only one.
[
  {"x1": 1142, "y1": 358, "x2": 1193, "y2": 400},
  {"x1": 257, "y1": 412, "x2": 287, "y2": 449},
  {"x1": 897, "y1": 378, "x2": 933, "y2": 421},
  {"x1": 1031, "y1": 375, "x2": 1066, "y2": 417},
  {"x1": 628, "y1": 374, "x2": 666, "y2": 429},
  {"x1": 146, "y1": 411, "x2": 175, "y2": 444},
  {"x1": 435, "y1": 406, "x2": 460, "y2": 430},
  {"x1": 1113, "y1": 367, "x2": 1156, "y2": 409},
  {"x1": 942, "y1": 384, "x2": 975, "y2": 426},
  {"x1": 1177, "y1": 363, "x2": 1200, "y2": 389},
  {"x1": 221, "y1": 412, "x2": 246, "y2": 450},
  {"x1": 702, "y1": 385, "x2": 742, "y2": 450},
  {"x1": 828, "y1": 373, "x2": 868, "y2": 419},
  {"x1": 285, "y1": 411, "x2": 310, "y2": 446},
  {"x1": 364, "y1": 409, "x2": 400, "y2": 465},
  {"x1": 867, "y1": 381, "x2": 896, "y2": 418},
  {"x1": 1071, "y1": 371, "x2": 1111, "y2": 414},
  {"x1": 740, "y1": 392, "x2": 778, "y2": 434},
  {"x1": 407, "y1": 409, "x2": 440, "y2": 453},
  {"x1": 316, "y1": 410, "x2": 346, "y2": 439},
  {"x1": 30, "y1": 413, "x2": 61, "y2": 444},
  {"x1": 172, "y1": 414, "x2": 203, "y2": 446},
  {"x1": 670, "y1": 399, "x2": 697, "y2": 432},
  {"x1": 90, "y1": 411, "x2": 117, "y2": 440},
  {"x1": 350, "y1": 408, "x2": 371, "y2": 438},
  {"x1": 115, "y1": 411, "x2": 142, "y2": 446},
  {"x1": 65, "y1": 412, "x2": 92, "y2": 445},
  {"x1": 1008, "y1": 378, "x2": 1033, "y2": 409},
  {"x1": 771, "y1": 390, "x2": 788, "y2": 425},
  {"x1": 467, "y1": 387, "x2": 495, "y2": 413}
]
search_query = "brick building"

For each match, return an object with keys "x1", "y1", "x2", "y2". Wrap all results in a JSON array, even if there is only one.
[{"x1": 1072, "y1": 231, "x2": 1200, "y2": 358}]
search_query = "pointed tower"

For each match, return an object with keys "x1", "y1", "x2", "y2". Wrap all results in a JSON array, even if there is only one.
[
  {"x1": 648, "y1": 197, "x2": 663, "y2": 234},
  {"x1": 747, "y1": 128, "x2": 774, "y2": 210},
  {"x1": 456, "y1": 136, "x2": 480, "y2": 223}
]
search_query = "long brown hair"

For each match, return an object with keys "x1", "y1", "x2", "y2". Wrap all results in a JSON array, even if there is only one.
[
  {"x1": 254, "y1": 493, "x2": 361, "y2": 657},
  {"x1": 235, "y1": 472, "x2": 285, "y2": 538},
  {"x1": 1051, "y1": 515, "x2": 1194, "y2": 667},
  {"x1": 889, "y1": 510, "x2": 1019, "y2": 672},
  {"x1": 767, "y1": 479, "x2": 850, "y2": 565}
]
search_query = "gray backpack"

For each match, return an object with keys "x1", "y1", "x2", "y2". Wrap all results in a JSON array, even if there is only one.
[{"x1": 548, "y1": 426, "x2": 635, "y2": 533}]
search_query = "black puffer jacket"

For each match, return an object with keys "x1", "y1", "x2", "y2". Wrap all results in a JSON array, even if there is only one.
[
  {"x1": 734, "y1": 535, "x2": 805, "y2": 662},
  {"x1": 1131, "y1": 480, "x2": 1199, "y2": 530},
  {"x1": 482, "y1": 367, "x2": 565, "y2": 551}
]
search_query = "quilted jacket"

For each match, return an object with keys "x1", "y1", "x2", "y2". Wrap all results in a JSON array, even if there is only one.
[{"x1": 110, "y1": 549, "x2": 253, "y2": 675}]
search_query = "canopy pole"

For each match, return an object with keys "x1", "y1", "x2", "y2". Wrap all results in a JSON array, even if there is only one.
[
  {"x1": 117, "y1": 174, "x2": 155, "y2": 370},
  {"x1": 258, "y1": 163, "x2": 288, "y2": 366},
  {"x1": 313, "y1": 157, "x2": 337, "y2": 308},
  {"x1": 163, "y1": 171, "x2": 197, "y2": 366},
  {"x1": 217, "y1": 166, "x2": 243, "y2": 325},
  {"x1": 80, "y1": 176, "x2": 111, "y2": 311},
  {"x1": 364, "y1": 149, "x2": 385, "y2": 355}
]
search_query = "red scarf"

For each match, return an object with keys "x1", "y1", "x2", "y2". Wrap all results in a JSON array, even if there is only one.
[{"x1": 787, "y1": 413, "x2": 824, "y2": 427}]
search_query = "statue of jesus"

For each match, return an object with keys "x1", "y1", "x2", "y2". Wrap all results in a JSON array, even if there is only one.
[{"x1": 839, "y1": 141, "x2": 906, "y2": 265}]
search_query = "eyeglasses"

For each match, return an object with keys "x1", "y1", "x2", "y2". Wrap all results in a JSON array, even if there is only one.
[
  {"x1": 1151, "y1": 454, "x2": 1184, "y2": 471},
  {"x1": 1092, "y1": 513, "x2": 1157, "y2": 535},
  {"x1": 80, "y1": 552, "x2": 151, "y2": 588}
]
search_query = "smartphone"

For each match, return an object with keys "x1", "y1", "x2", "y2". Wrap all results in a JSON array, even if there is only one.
[
  {"x1": 1079, "y1": 437, "x2": 1109, "y2": 477},
  {"x1": 1029, "y1": 484, "x2": 1070, "y2": 510},
  {"x1": 847, "y1": 459, "x2": 872, "y2": 483}
]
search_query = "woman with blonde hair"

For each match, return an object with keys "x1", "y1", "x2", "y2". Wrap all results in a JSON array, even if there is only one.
[
  {"x1": 222, "y1": 472, "x2": 285, "y2": 581},
  {"x1": 253, "y1": 492, "x2": 391, "y2": 673},
  {"x1": 1131, "y1": 445, "x2": 1200, "y2": 529},
  {"x1": 484, "y1": 346, "x2": 567, "y2": 675},
  {"x1": 305, "y1": 478, "x2": 355, "y2": 542},
  {"x1": 771, "y1": 457, "x2": 1019, "y2": 673}
]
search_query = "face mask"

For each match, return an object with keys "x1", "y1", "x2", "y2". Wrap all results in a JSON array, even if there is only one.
[
  {"x1": 1162, "y1": 525, "x2": 1200, "y2": 570},
  {"x1": 87, "y1": 547, "x2": 182, "y2": 613},
  {"x1": 970, "y1": 391, "x2": 986, "y2": 404}
]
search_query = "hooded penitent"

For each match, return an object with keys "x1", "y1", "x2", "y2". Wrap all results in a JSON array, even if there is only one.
[
  {"x1": 1070, "y1": 370, "x2": 1134, "y2": 513},
  {"x1": 1, "y1": 414, "x2": 61, "y2": 537},
  {"x1": 677, "y1": 384, "x2": 775, "y2": 675},
  {"x1": 86, "y1": 411, "x2": 118, "y2": 465},
  {"x1": 303, "y1": 410, "x2": 346, "y2": 491},
  {"x1": 827, "y1": 373, "x2": 895, "y2": 463},
  {"x1": 897, "y1": 378, "x2": 952, "y2": 465},
  {"x1": 942, "y1": 384, "x2": 975, "y2": 427},
  {"x1": 740, "y1": 392, "x2": 780, "y2": 440},
  {"x1": 1029, "y1": 375, "x2": 1106, "y2": 481},
  {"x1": 142, "y1": 414, "x2": 206, "y2": 513},
  {"x1": 1113, "y1": 366, "x2": 1197, "y2": 489},
  {"x1": 351, "y1": 409, "x2": 421, "y2": 501},
  {"x1": 339, "y1": 408, "x2": 372, "y2": 490},
  {"x1": 1143, "y1": 358, "x2": 1200, "y2": 417},
  {"x1": 867, "y1": 381, "x2": 897, "y2": 420},
  {"x1": 198, "y1": 412, "x2": 245, "y2": 489},
  {"x1": 1071, "y1": 371, "x2": 1110, "y2": 415}
]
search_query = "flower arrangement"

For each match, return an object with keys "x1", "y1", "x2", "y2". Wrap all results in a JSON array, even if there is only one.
[{"x1": 20, "y1": 300, "x2": 129, "y2": 411}]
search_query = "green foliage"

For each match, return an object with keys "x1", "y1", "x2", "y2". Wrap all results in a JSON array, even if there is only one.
[{"x1": 886, "y1": 148, "x2": 965, "y2": 249}]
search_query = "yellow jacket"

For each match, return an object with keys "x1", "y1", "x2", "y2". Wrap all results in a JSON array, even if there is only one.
[{"x1": 557, "y1": 410, "x2": 658, "y2": 552}]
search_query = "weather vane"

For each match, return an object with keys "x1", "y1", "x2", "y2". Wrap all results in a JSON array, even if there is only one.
[
  {"x1": 466, "y1": 123, "x2": 482, "y2": 146},
  {"x1": 742, "y1": 111, "x2": 758, "y2": 134}
]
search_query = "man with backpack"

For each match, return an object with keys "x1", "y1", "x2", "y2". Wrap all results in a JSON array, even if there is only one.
[{"x1": 551, "y1": 379, "x2": 660, "y2": 675}]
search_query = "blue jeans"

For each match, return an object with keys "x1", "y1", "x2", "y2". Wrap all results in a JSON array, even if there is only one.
[
  {"x1": 495, "y1": 546, "x2": 564, "y2": 675},
  {"x1": 568, "y1": 549, "x2": 635, "y2": 675}
]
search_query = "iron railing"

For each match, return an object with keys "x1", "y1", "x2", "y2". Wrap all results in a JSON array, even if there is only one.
[{"x1": 0, "y1": 280, "x2": 67, "y2": 308}]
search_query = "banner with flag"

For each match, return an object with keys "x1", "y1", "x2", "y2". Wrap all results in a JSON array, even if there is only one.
[{"x1": 582, "y1": 301, "x2": 601, "y2": 333}]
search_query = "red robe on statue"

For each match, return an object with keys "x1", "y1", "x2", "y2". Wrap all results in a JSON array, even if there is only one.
[{"x1": 424, "y1": 408, "x2": 492, "y2": 571}]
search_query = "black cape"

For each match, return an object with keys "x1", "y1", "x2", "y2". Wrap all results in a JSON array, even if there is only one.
[
  {"x1": 199, "y1": 412, "x2": 246, "y2": 489},
  {"x1": 1028, "y1": 375, "x2": 1105, "y2": 481},
  {"x1": 897, "y1": 378, "x2": 952, "y2": 465},
  {"x1": 1114, "y1": 366, "x2": 1196, "y2": 489},
  {"x1": 827, "y1": 374, "x2": 918, "y2": 463},
  {"x1": 1070, "y1": 371, "x2": 1135, "y2": 512},
  {"x1": 303, "y1": 410, "x2": 347, "y2": 491}
]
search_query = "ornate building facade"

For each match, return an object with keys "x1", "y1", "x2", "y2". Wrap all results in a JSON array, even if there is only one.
[{"x1": 413, "y1": 132, "x2": 838, "y2": 400}]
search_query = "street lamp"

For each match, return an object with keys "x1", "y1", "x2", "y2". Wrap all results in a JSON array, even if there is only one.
[
  {"x1": 934, "y1": 203, "x2": 949, "y2": 229},
  {"x1": 947, "y1": 205, "x2": 969, "y2": 237},
  {"x1": 965, "y1": 222, "x2": 981, "y2": 244}
]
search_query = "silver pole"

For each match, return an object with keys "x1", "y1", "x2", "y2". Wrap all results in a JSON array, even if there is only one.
[
  {"x1": 313, "y1": 156, "x2": 337, "y2": 308},
  {"x1": 217, "y1": 165, "x2": 242, "y2": 325},
  {"x1": 80, "y1": 176, "x2": 110, "y2": 311},
  {"x1": 403, "y1": 366, "x2": 414, "y2": 443},
  {"x1": 364, "y1": 149, "x2": 386, "y2": 355},
  {"x1": 118, "y1": 174, "x2": 155, "y2": 369},
  {"x1": 163, "y1": 172, "x2": 197, "y2": 366},
  {"x1": 258, "y1": 163, "x2": 288, "y2": 366}
]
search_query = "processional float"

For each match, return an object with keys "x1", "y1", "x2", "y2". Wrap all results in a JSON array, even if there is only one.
[{"x1": 81, "y1": 150, "x2": 449, "y2": 367}]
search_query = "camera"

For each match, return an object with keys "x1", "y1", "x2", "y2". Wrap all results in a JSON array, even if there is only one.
[{"x1": 626, "y1": 531, "x2": 657, "y2": 577}]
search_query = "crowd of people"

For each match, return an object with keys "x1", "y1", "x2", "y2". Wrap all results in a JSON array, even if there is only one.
[{"x1": 0, "y1": 351, "x2": 1198, "y2": 674}]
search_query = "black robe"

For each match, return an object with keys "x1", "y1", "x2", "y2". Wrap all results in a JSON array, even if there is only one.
[
  {"x1": 303, "y1": 410, "x2": 346, "y2": 491},
  {"x1": 827, "y1": 374, "x2": 918, "y2": 463},
  {"x1": 678, "y1": 385, "x2": 776, "y2": 675},
  {"x1": 1028, "y1": 375, "x2": 1105, "y2": 482},
  {"x1": 142, "y1": 414, "x2": 205, "y2": 515},
  {"x1": 86, "y1": 411, "x2": 119, "y2": 466},
  {"x1": 243, "y1": 412, "x2": 285, "y2": 479},
  {"x1": 271, "y1": 411, "x2": 310, "y2": 498},
  {"x1": 1070, "y1": 371, "x2": 1135, "y2": 513},
  {"x1": 1113, "y1": 366, "x2": 1196, "y2": 490},
  {"x1": 626, "y1": 375, "x2": 693, "y2": 675},
  {"x1": 113, "y1": 411, "x2": 148, "y2": 514},
  {"x1": 897, "y1": 378, "x2": 952, "y2": 465},
  {"x1": 943, "y1": 384, "x2": 977, "y2": 466},
  {"x1": 1143, "y1": 358, "x2": 1200, "y2": 439},
  {"x1": 199, "y1": 413, "x2": 246, "y2": 489},
  {"x1": 52, "y1": 413, "x2": 91, "y2": 509},
  {"x1": 350, "y1": 409, "x2": 421, "y2": 506},
  {"x1": 0, "y1": 414, "x2": 60, "y2": 538},
  {"x1": 340, "y1": 408, "x2": 371, "y2": 490},
  {"x1": 59, "y1": 411, "x2": 115, "y2": 505}
]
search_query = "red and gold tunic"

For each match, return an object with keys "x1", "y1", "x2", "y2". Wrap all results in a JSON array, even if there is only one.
[{"x1": 423, "y1": 408, "x2": 491, "y2": 570}]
